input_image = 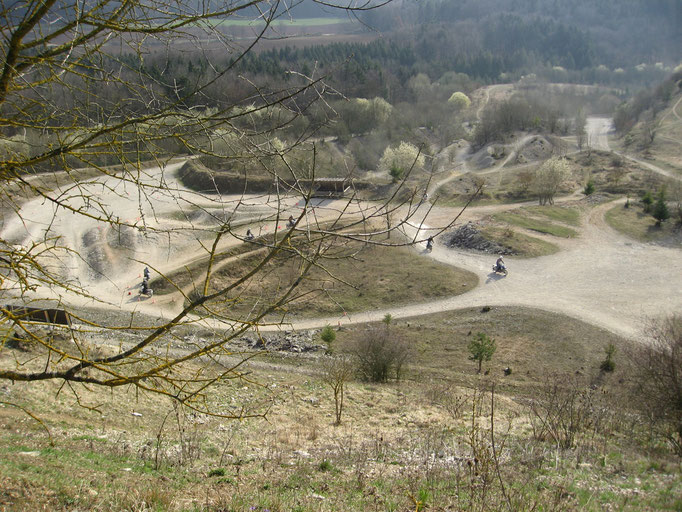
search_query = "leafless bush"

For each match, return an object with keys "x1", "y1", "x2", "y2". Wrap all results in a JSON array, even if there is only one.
[
  {"x1": 628, "y1": 315, "x2": 682, "y2": 455},
  {"x1": 351, "y1": 326, "x2": 410, "y2": 382},
  {"x1": 527, "y1": 376, "x2": 607, "y2": 450},
  {"x1": 424, "y1": 380, "x2": 469, "y2": 420},
  {"x1": 173, "y1": 403, "x2": 204, "y2": 466},
  {"x1": 321, "y1": 354, "x2": 354, "y2": 425}
]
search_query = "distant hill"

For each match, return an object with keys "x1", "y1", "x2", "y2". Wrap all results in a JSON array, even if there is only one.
[
  {"x1": 615, "y1": 70, "x2": 682, "y2": 169},
  {"x1": 361, "y1": 0, "x2": 681, "y2": 68}
]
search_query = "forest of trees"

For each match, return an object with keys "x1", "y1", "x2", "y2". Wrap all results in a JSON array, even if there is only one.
[
  {"x1": 363, "y1": 0, "x2": 681, "y2": 67},
  {"x1": 2, "y1": 0, "x2": 679, "y2": 174}
]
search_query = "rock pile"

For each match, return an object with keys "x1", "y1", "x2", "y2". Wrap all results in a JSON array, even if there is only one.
[
  {"x1": 239, "y1": 330, "x2": 325, "y2": 353},
  {"x1": 442, "y1": 222, "x2": 514, "y2": 255}
]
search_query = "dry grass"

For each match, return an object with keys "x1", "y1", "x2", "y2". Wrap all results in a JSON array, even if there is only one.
[
  {"x1": 154, "y1": 240, "x2": 478, "y2": 319},
  {"x1": 605, "y1": 204, "x2": 682, "y2": 245},
  {"x1": 2, "y1": 306, "x2": 681, "y2": 511},
  {"x1": 479, "y1": 226, "x2": 559, "y2": 257}
]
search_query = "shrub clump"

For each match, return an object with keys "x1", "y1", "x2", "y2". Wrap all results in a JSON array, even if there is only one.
[{"x1": 352, "y1": 326, "x2": 409, "y2": 382}]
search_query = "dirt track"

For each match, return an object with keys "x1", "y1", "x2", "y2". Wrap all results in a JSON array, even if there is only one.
[
  {"x1": 2, "y1": 117, "x2": 680, "y2": 343},
  {"x1": 275, "y1": 116, "x2": 682, "y2": 340},
  {"x1": 282, "y1": 197, "x2": 681, "y2": 341}
]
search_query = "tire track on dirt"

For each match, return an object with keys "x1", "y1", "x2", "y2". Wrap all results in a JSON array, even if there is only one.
[{"x1": 265, "y1": 198, "x2": 682, "y2": 341}]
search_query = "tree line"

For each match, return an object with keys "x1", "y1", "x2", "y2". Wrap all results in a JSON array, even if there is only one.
[{"x1": 364, "y1": 0, "x2": 681, "y2": 67}]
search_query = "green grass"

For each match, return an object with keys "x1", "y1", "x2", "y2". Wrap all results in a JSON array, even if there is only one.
[
  {"x1": 523, "y1": 205, "x2": 581, "y2": 225},
  {"x1": 493, "y1": 210, "x2": 579, "y2": 238},
  {"x1": 479, "y1": 226, "x2": 560, "y2": 257},
  {"x1": 208, "y1": 17, "x2": 349, "y2": 27},
  {"x1": 605, "y1": 204, "x2": 681, "y2": 244}
]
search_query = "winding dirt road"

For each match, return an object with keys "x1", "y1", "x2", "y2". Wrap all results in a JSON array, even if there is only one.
[
  {"x1": 279, "y1": 117, "x2": 681, "y2": 340},
  {"x1": 3, "y1": 116, "x2": 680, "y2": 343},
  {"x1": 282, "y1": 197, "x2": 682, "y2": 341}
]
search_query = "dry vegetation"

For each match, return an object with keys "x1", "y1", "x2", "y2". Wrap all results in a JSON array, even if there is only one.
[
  {"x1": 1, "y1": 307, "x2": 681, "y2": 511},
  {"x1": 605, "y1": 204, "x2": 682, "y2": 245},
  {"x1": 152, "y1": 238, "x2": 478, "y2": 319}
]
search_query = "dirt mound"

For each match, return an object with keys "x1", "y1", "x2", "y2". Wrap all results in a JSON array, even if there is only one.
[
  {"x1": 443, "y1": 222, "x2": 514, "y2": 255},
  {"x1": 515, "y1": 136, "x2": 554, "y2": 164},
  {"x1": 108, "y1": 225, "x2": 137, "y2": 249},
  {"x1": 470, "y1": 147, "x2": 497, "y2": 169}
]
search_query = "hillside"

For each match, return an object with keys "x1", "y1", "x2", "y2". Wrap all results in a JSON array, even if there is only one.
[
  {"x1": 1, "y1": 1, "x2": 681, "y2": 510},
  {"x1": 614, "y1": 71, "x2": 682, "y2": 176}
]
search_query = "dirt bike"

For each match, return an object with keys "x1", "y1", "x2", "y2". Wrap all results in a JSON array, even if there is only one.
[
  {"x1": 492, "y1": 263, "x2": 508, "y2": 276},
  {"x1": 140, "y1": 280, "x2": 153, "y2": 297}
]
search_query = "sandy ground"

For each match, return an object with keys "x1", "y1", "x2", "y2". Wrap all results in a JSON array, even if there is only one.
[
  {"x1": 2, "y1": 117, "x2": 680, "y2": 343},
  {"x1": 277, "y1": 117, "x2": 682, "y2": 340},
  {"x1": 288, "y1": 197, "x2": 682, "y2": 341}
]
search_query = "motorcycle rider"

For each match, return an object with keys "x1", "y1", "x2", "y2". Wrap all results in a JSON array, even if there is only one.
[
  {"x1": 495, "y1": 255, "x2": 505, "y2": 272},
  {"x1": 426, "y1": 237, "x2": 434, "y2": 251}
]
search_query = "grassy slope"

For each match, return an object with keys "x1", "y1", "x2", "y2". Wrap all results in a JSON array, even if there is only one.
[
  {"x1": 153, "y1": 241, "x2": 479, "y2": 318},
  {"x1": 337, "y1": 306, "x2": 623, "y2": 392},
  {"x1": 605, "y1": 203, "x2": 682, "y2": 244},
  {"x1": 479, "y1": 226, "x2": 559, "y2": 257},
  {"x1": 1, "y1": 307, "x2": 680, "y2": 511},
  {"x1": 493, "y1": 205, "x2": 580, "y2": 238}
]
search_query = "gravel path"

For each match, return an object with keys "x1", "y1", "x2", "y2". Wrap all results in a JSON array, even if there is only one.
[
  {"x1": 4, "y1": 117, "x2": 680, "y2": 344},
  {"x1": 271, "y1": 197, "x2": 681, "y2": 341}
]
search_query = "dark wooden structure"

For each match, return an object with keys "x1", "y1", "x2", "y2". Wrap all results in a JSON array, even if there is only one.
[
  {"x1": 2, "y1": 305, "x2": 72, "y2": 327},
  {"x1": 310, "y1": 177, "x2": 351, "y2": 198}
]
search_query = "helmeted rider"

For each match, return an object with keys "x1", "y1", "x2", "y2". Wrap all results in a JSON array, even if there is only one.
[
  {"x1": 495, "y1": 255, "x2": 505, "y2": 272},
  {"x1": 426, "y1": 237, "x2": 434, "y2": 251}
]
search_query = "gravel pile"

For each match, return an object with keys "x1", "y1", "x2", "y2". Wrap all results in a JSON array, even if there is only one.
[
  {"x1": 442, "y1": 222, "x2": 514, "y2": 255},
  {"x1": 238, "y1": 330, "x2": 326, "y2": 353}
]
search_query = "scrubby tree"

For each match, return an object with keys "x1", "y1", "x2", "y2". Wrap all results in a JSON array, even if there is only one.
[
  {"x1": 468, "y1": 332, "x2": 496, "y2": 374},
  {"x1": 408, "y1": 73, "x2": 432, "y2": 97},
  {"x1": 516, "y1": 169, "x2": 535, "y2": 197},
  {"x1": 630, "y1": 316, "x2": 682, "y2": 455},
  {"x1": 671, "y1": 182, "x2": 682, "y2": 226},
  {"x1": 379, "y1": 141, "x2": 425, "y2": 182},
  {"x1": 320, "y1": 325, "x2": 337, "y2": 346},
  {"x1": 370, "y1": 97, "x2": 394, "y2": 125},
  {"x1": 652, "y1": 191, "x2": 670, "y2": 226},
  {"x1": 641, "y1": 190, "x2": 654, "y2": 213},
  {"x1": 583, "y1": 180, "x2": 595, "y2": 196},
  {"x1": 533, "y1": 157, "x2": 570, "y2": 205},
  {"x1": 575, "y1": 110, "x2": 587, "y2": 150},
  {"x1": 352, "y1": 327, "x2": 409, "y2": 382},
  {"x1": 600, "y1": 343, "x2": 616, "y2": 372},
  {"x1": 343, "y1": 97, "x2": 393, "y2": 134},
  {"x1": 321, "y1": 355, "x2": 354, "y2": 425},
  {"x1": 448, "y1": 91, "x2": 471, "y2": 110},
  {"x1": 607, "y1": 163, "x2": 628, "y2": 189},
  {"x1": 640, "y1": 118, "x2": 659, "y2": 150},
  {"x1": 2, "y1": 0, "x2": 463, "y2": 425}
]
